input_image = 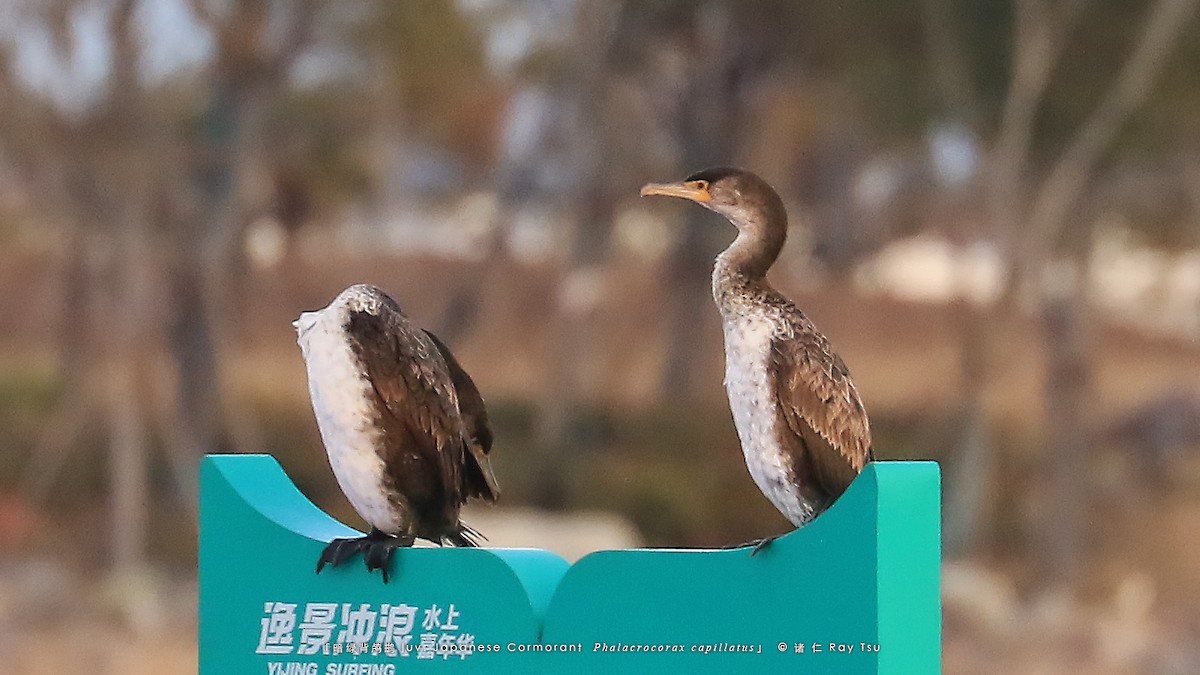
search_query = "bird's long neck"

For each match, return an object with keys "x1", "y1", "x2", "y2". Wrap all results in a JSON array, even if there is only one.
[{"x1": 713, "y1": 208, "x2": 787, "y2": 307}]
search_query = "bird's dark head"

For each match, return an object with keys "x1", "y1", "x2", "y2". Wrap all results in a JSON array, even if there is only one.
[{"x1": 639, "y1": 167, "x2": 786, "y2": 233}]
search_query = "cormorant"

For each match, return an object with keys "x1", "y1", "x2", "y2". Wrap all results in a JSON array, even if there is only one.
[
  {"x1": 641, "y1": 168, "x2": 873, "y2": 552},
  {"x1": 294, "y1": 284, "x2": 498, "y2": 581}
]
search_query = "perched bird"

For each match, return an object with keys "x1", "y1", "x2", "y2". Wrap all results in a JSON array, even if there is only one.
[
  {"x1": 294, "y1": 284, "x2": 498, "y2": 582},
  {"x1": 641, "y1": 168, "x2": 873, "y2": 551}
]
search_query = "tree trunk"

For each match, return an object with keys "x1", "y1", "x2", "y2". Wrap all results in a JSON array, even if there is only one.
[
  {"x1": 532, "y1": 189, "x2": 616, "y2": 508},
  {"x1": 1017, "y1": 0, "x2": 1200, "y2": 293},
  {"x1": 659, "y1": 1, "x2": 739, "y2": 399},
  {"x1": 171, "y1": 74, "x2": 271, "y2": 464},
  {"x1": 109, "y1": 359, "x2": 148, "y2": 572},
  {"x1": 659, "y1": 207, "x2": 723, "y2": 398},
  {"x1": 1034, "y1": 264, "x2": 1092, "y2": 585},
  {"x1": 943, "y1": 300, "x2": 996, "y2": 556},
  {"x1": 109, "y1": 156, "x2": 155, "y2": 574}
]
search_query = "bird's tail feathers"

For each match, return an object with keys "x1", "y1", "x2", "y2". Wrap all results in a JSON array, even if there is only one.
[
  {"x1": 444, "y1": 522, "x2": 486, "y2": 548},
  {"x1": 464, "y1": 442, "x2": 501, "y2": 502}
]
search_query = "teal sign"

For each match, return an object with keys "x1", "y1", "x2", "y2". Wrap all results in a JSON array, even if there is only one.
[{"x1": 200, "y1": 455, "x2": 940, "y2": 673}]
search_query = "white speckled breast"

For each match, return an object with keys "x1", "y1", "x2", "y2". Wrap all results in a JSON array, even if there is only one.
[
  {"x1": 295, "y1": 300, "x2": 405, "y2": 534},
  {"x1": 721, "y1": 310, "x2": 816, "y2": 527}
]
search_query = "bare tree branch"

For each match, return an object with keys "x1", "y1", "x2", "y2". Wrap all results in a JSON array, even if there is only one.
[
  {"x1": 919, "y1": 0, "x2": 982, "y2": 125},
  {"x1": 272, "y1": 0, "x2": 322, "y2": 73},
  {"x1": 185, "y1": 0, "x2": 220, "y2": 29},
  {"x1": 1022, "y1": 0, "x2": 1200, "y2": 267},
  {"x1": 107, "y1": 0, "x2": 142, "y2": 118},
  {"x1": 987, "y1": 0, "x2": 1092, "y2": 246}
]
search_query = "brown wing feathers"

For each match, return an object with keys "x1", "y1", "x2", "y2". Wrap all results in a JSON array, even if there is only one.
[
  {"x1": 347, "y1": 306, "x2": 466, "y2": 510},
  {"x1": 423, "y1": 330, "x2": 493, "y2": 454},
  {"x1": 423, "y1": 329, "x2": 500, "y2": 502},
  {"x1": 771, "y1": 309, "x2": 873, "y2": 501}
]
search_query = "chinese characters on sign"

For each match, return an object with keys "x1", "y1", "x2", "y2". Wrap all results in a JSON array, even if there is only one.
[
  {"x1": 258, "y1": 600, "x2": 881, "y2": 664},
  {"x1": 257, "y1": 601, "x2": 474, "y2": 660},
  {"x1": 779, "y1": 641, "x2": 881, "y2": 655}
]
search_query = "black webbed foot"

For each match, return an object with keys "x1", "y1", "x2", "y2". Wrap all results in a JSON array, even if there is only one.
[
  {"x1": 362, "y1": 530, "x2": 415, "y2": 584},
  {"x1": 316, "y1": 537, "x2": 370, "y2": 574},
  {"x1": 316, "y1": 529, "x2": 415, "y2": 583}
]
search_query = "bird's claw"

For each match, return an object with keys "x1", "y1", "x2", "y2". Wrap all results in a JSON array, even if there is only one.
[
  {"x1": 749, "y1": 535, "x2": 780, "y2": 556},
  {"x1": 316, "y1": 537, "x2": 369, "y2": 573},
  {"x1": 316, "y1": 530, "x2": 416, "y2": 583},
  {"x1": 721, "y1": 534, "x2": 782, "y2": 556}
]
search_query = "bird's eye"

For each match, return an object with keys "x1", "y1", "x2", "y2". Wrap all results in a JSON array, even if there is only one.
[{"x1": 693, "y1": 180, "x2": 710, "y2": 192}]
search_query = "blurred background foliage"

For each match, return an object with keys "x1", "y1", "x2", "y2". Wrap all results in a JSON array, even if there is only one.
[{"x1": 1, "y1": 0, "x2": 1200, "y2": 672}]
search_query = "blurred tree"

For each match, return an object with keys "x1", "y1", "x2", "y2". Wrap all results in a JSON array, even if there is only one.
[
  {"x1": 0, "y1": 0, "x2": 165, "y2": 574},
  {"x1": 366, "y1": 0, "x2": 496, "y2": 171},
  {"x1": 173, "y1": 0, "x2": 322, "y2": 483},
  {"x1": 471, "y1": 0, "x2": 822, "y2": 505},
  {"x1": 521, "y1": 0, "x2": 625, "y2": 509},
  {"x1": 475, "y1": 0, "x2": 958, "y2": 505},
  {"x1": 459, "y1": 0, "x2": 639, "y2": 507},
  {"x1": 360, "y1": 0, "x2": 500, "y2": 345},
  {"x1": 605, "y1": 0, "x2": 817, "y2": 398},
  {"x1": 921, "y1": 0, "x2": 1200, "y2": 583},
  {"x1": 0, "y1": 0, "x2": 354, "y2": 575}
]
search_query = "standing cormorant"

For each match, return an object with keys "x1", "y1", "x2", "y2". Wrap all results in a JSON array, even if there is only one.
[
  {"x1": 641, "y1": 168, "x2": 873, "y2": 551},
  {"x1": 294, "y1": 284, "x2": 499, "y2": 582}
]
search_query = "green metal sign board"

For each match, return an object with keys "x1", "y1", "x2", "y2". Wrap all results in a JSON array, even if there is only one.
[{"x1": 200, "y1": 455, "x2": 940, "y2": 674}]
